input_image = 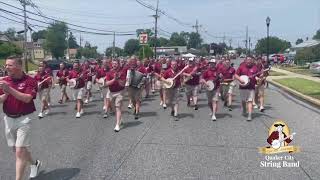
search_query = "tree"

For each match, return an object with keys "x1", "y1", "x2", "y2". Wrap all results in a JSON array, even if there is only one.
[
  {"x1": 255, "y1": 36, "x2": 291, "y2": 54},
  {"x1": 105, "y1": 47, "x2": 124, "y2": 57},
  {"x1": 0, "y1": 42, "x2": 23, "y2": 58},
  {"x1": 295, "y1": 38, "x2": 304, "y2": 45},
  {"x1": 45, "y1": 22, "x2": 68, "y2": 59},
  {"x1": 31, "y1": 30, "x2": 47, "y2": 42},
  {"x1": 294, "y1": 44, "x2": 320, "y2": 65},
  {"x1": 3, "y1": 28, "x2": 24, "y2": 41},
  {"x1": 139, "y1": 45, "x2": 154, "y2": 59},
  {"x1": 158, "y1": 37, "x2": 169, "y2": 46},
  {"x1": 68, "y1": 32, "x2": 79, "y2": 48},
  {"x1": 313, "y1": 29, "x2": 320, "y2": 40},
  {"x1": 169, "y1": 32, "x2": 187, "y2": 46},
  {"x1": 188, "y1": 32, "x2": 202, "y2": 49},
  {"x1": 124, "y1": 39, "x2": 140, "y2": 56},
  {"x1": 76, "y1": 42, "x2": 98, "y2": 58}
]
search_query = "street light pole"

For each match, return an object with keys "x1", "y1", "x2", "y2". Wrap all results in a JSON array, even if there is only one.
[
  {"x1": 266, "y1": 16, "x2": 271, "y2": 64},
  {"x1": 153, "y1": 0, "x2": 159, "y2": 59}
]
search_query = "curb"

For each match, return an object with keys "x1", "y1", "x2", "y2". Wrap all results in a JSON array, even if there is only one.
[{"x1": 268, "y1": 79, "x2": 320, "y2": 107}]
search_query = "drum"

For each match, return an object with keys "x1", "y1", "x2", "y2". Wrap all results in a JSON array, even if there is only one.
[
  {"x1": 129, "y1": 70, "x2": 146, "y2": 88},
  {"x1": 69, "y1": 79, "x2": 77, "y2": 89},
  {"x1": 206, "y1": 81, "x2": 215, "y2": 91},
  {"x1": 239, "y1": 75, "x2": 250, "y2": 87}
]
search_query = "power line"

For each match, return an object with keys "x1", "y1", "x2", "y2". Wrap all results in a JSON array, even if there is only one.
[{"x1": 0, "y1": 1, "x2": 136, "y2": 34}]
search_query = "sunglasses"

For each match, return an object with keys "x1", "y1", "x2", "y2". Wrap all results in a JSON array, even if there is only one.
[{"x1": 274, "y1": 124, "x2": 285, "y2": 127}]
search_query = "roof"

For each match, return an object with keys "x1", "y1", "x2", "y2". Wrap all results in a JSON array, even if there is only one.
[
  {"x1": 292, "y1": 40, "x2": 320, "y2": 49},
  {"x1": 0, "y1": 34, "x2": 10, "y2": 42}
]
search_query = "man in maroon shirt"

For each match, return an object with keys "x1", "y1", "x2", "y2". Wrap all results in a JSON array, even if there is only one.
[
  {"x1": 220, "y1": 59, "x2": 236, "y2": 111},
  {"x1": 82, "y1": 60, "x2": 94, "y2": 104},
  {"x1": 56, "y1": 62, "x2": 70, "y2": 104},
  {"x1": 235, "y1": 56, "x2": 259, "y2": 121},
  {"x1": 183, "y1": 58, "x2": 200, "y2": 110},
  {"x1": 200, "y1": 59, "x2": 221, "y2": 121},
  {"x1": 105, "y1": 60, "x2": 126, "y2": 132},
  {"x1": 96, "y1": 60, "x2": 110, "y2": 116},
  {"x1": 0, "y1": 56, "x2": 41, "y2": 179},
  {"x1": 255, "y1": 58, "x2": 269, "y2": 112},
  {"x1": 34, "y1": 65, "x2": 52, "y2": 118},
  {"x1": 160, "y1": 60, "x2": 182, "y2": 121},
  {"x1": 39, "y1": 61, "x2": 54, "y2": 106},
  {"x1": 68, "y1": 61, "x2": 86, "y2": 118}
]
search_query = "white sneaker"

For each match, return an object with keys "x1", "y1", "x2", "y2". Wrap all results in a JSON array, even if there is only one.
[
  {"x1": 43, "y1": 109, "x2": 50, "y2": 115},
  {"x1": 48, "y1": 103, "x2": 51, "y2": 107},
  {"x1": 80, "y1": 109, "x2": 84, "y2": 115},
  {"x1": 103, "y1": 106, "x2": 106, "y2": 111},
  {"x1": 128, "y1": 103, "x2": 133, "y2": 109},
  {"x1": 29, "y1": 160, "x2": 41, "y2": 178},
  {"x1": 89, "y1": 97, "x2": 93, "y2": 102},
  {"x1": 103, "y1": 112, "x2": 108, "y2": 118},
  {"x1": 76, "y1": 112, "x2": 81, "y2": 118},
  {"x1": 163, "y1": 103, "x2": 167, "y2": 109},
  {"x1": 160, "y1": 101, "x2": 163, "y2": 106},
  {"x1": 114, "y1": 124, "x2": 120, "y2": 132},
  {"x1": 38, "y1": 112, "x2": 43, "y2": 118},
  {"x1": 253, "y1": 104, "x2": 258, "y2": 109},
  {"x1": 211, "y1": 114, "x2": 217, "y2": 121},
  {"x1": 84, "y1": 99, "x2": 89, "y2": 104}
]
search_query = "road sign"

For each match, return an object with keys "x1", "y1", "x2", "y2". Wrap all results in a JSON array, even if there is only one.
[{"x1": 139, "y1": 33, "x2": 148, "y2": 45}]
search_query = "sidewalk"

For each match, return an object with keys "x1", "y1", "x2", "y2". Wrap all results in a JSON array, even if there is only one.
[{"x1": 267, "y1": 67, "x2": 320, "y2": 107}]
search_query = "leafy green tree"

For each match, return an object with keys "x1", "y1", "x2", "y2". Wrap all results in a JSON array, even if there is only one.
[
  {"x1": 0, "y1": 42, "x2": 22, "y2": 58},
  {"x1": 295, "y1": 38, "x2": 304, "y2": 45},
  {"x1": 105, "y1": 47, "x2": 124, "y2": 57},
  {"x1": 45, "y1": 22, "x2": 68, "y2": 59},
  {"x1": 169, "y1": 32, "x2": 187, "y2": 46},
  {"x1": 3, "y1": 28, "x2": 24, "y2": 41},
  {"x1": 158, "y1": 37, "x2": 169, "y2": 46},
  {"x1": 31, "y1": 30, "x2": 47, "y2": 42},
  {"x1": 255, "y1": 36, "x2": 291, "y2": 54},
  {"x1": 68, "y1": 32, "x2": 79, "y2": 48},
  {"x1": 124, "y1": 39, "x2": 140, "y2": 55},
  {"x1": 313, "y1": 29, "x2": 320, "y2": 40},
  {"x1": 188, "y1": 32, "x2": 202, "y2": 49},
  {"x1": 139, "y1": 45, "x2": 154, "y2": 59},
  {"x1": 76, "y1": 42, "x2": 98, "y2": 58},
  {"x1": 295, "y1": 44, "x2": 320, "y2": 65}
]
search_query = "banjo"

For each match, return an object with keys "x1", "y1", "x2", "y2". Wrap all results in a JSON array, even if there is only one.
[
  {"x1": 271, "y1": 132, "x2": 296, "y2": 149},
  {"x1": 152, "y1": 65, "x2": 189, "y2": 89},
  {"x1": 239, "y1": 67, "x2": 271, "y2": 87},
  {"x1": 206, "y1": 81, "x2": 215, "y2": 91},
  {"x1": 38, "y1": 76, "x2": 52, "y2": 89},
  {"x1": 97, "y1": 78, "x2": 106, "y2": 88}
]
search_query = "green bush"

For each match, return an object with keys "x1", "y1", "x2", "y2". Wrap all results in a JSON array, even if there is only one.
[
  {"x1": 0, "y1": 42, "x2": 22, "y2": 58},
  {"x1": 294, "y1": 44, "x2": 320, "y2": 65}
]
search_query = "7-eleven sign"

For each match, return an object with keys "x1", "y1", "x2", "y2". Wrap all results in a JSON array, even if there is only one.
[{"x1": 139, "y1": 33, "x2": 148, "y2": 44}]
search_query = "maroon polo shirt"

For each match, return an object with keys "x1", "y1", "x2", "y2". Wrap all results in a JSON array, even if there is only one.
[
  {"x1": 0, "y1": 74, "x2": 37, "y2": 115},
  {"x1": 68, "y1": 70, "x2": 86, "y2": 89},
  {"x1": 184, "y1": 65, "x2": 200, "y2": 86},
  {"x1": 105, "y1": 69, "x2": 126, "y2": 92},
  {"x1": 202, "y1": 68, "x2": 220, "y2": 90},
  {"x1": 96, "y1": 67, "x2": 108, "y2": 79},
  {"x1": 236, "y1": 64, "x2": 259, "y2": 90},
  {"x1": 56, "y1": 69, "x2": 69, "y2": 85},
  {"x1": 220, "y1": 66, "x2": 236, "y2": 80},
  {"x1": 163, "y1": 68, "x2": 181, "y2": 88},
  {"x1": 34, "y1": 71, "x2": 51, "y2": 90}
]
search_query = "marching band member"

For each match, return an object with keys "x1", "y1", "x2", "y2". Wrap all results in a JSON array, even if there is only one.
[
  {"x1": 160, "y1": 60, "x2": 181, "y2": 121},
  {"x1": 56, "y1": 62, "x2": 70, "y2": 104},
  {"x1": 82, "y1": 60, "x2": 94, "y2": 104},
  {"x1": 0, "y1": 56, "x2": 41, "y2": 179},
  {"x1": 255, "y1": 58, "x2": 269, "y2": 112},
  {"x1": 219, "y1": 59, "x2": 236, "y2": 111},
  {"x1": 39, "y1": 61, "x2": 53, "y2": 106},
  {"x1": 34, "y1": 65, "x2": 51, "y2": 118},
  {"x1": 144, "y1": 58, "x2": 152, "y2": 98},
  {"x1": 234, "y1": 56, "x2": 259, "y2": 121},
  {"x1": 96, "y1": 60, "x2": 110, "y2": 117},
  {"x1": 200, "y1": 59, "x2": 221, "y2": 121},
  {"x1": 68, "y1": 61, "x2": 86, "y2": 118},
  {"x1": 105, "y1": 60, "x2": 127, "y2": 132},
  {"x1": 183, "y1": 58, "x2": 200, "y2": 110}
]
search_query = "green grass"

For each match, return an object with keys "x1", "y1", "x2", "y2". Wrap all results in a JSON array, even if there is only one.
[
  {"x1": 0, "y1": 59, "x2": 38, "y2": 72},
  {"x1": 274, "y1": 78, "x2": 320, "y2": 100},
  {"x1": 269, "y1": 70, "x2": 286, "y2": 76},
  {"x1": 279, "y1": 66, "x2": 314, "y2": 76}
]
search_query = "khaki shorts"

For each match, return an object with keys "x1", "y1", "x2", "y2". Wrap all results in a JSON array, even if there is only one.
[
  {"x1": 256, "y1": 85, "x2": 265, "y2": 97},
  {"x1": 102, "y1": 87, "x2": 109, "y2": 98},
  {"x1": 206, "y1": 89, "x2": 220, "y2": 102},
  {"x1": 222, "y1": 81, "x2": 236, "y2": 94},
  {"x1": 128, "y1": 87, "x2": 142, "y2": 102},
  {"x1": 38, "y1": 88, "x2": 49, "y2": 102},
  {"x1": 185, "y1": 85, "x2": 199, "y2": 97},
  {"x1": 73, "y1": 88, "x2": 84, "y2": 100},
  {"x1": 4, "y1": 114, "x2": 33, "y2": 147},
  {"x1": 166, "y1": 88, "x2": 180, "y2": 105},
  {"x1": 240, "y1": 89, "x2": 255, "y2": 102},
  {"x1": 86, "y1": 81, "x2": 93, "y2": 90},
  {"x1": 106, "y1": 90, "x2": 124, "y2": 107},
  {"x1": 60, "y1": 84, "x2": 67, "y2": 93}
]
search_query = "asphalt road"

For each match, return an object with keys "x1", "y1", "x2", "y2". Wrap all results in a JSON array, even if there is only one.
[{"x1": 1, "y1": 59, "x2": 320, "y2": 180}]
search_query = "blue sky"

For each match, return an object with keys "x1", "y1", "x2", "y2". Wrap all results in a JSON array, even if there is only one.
[{"x1": 1, "y1": 0, "x2": 319, "y2": 53}]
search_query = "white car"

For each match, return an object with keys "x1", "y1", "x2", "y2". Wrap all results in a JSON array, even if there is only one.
[{"x1": 310, "y1": 61, "x2": 320, "y2": 74}]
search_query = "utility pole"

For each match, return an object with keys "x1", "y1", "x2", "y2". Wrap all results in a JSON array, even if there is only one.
[
  {"x1": 245, "y1": 26, "x2": 248, "y2": 55},
  {"x1": 67, "y1": 31, "x2": 70, "y2": 61},
  {"x1": 248, "y1": 37, "x2": 251, "y2": 55},
  {"x1": 153, "y1": 0, "x2": 159, "y2": 59},
  {"x1": 19, "y1": 0, "x2": 29, "y2": 72},
  {"x1": 229, "y1": 38, "x2": 232, "y2": 49},
  {"x1": 192, "y1": 19, "x2": 202, "y2": 34},
  {"x1": 112, "y1": 31, "x2": 115, "y2": 59},
  {"x1": 79, "y1": 32, "x2": 82, "y2": 47}
]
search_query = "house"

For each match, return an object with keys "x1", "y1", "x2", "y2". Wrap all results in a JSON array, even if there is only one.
[
  {"x1": 12, "y1": 39, "x2": 46, "y2": 62},
  {"x1": 0, "y1": 34, "x2": 11, "y2": 42},
  {"x1": 66, "y1": 48, "x2": 78, "y2": 60},
  {"x1": 155, "y1": 46, "x2": 187, "y2": 56}
]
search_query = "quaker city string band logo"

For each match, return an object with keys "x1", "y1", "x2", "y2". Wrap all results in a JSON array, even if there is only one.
[{"x1": 259, "y1": 120, "x2": 300, "y2": 154}]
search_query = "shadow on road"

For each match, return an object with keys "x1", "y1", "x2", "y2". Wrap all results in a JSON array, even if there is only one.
[
  {"x1": 139, "y1": 111, "x2": 157, "y2": 117},
  {"x1": 46, "y1": 112, "x2": 67, "y2": 116},
  {"x1": 142, "y1": 98, "x2": 156, "y2": 102},
  {"x1": 84, "y1": 111, "x2": 101, "y2": 116},
  {"x1": 179, "y1": 113, "x2": 195, "y2": 119},
  {"x1": 252, "y1": 113, "x2": 274, "y2": 119},
  {"x1": 216, "y1": 113, "x2": 232, "y2": 118},
  {"x1": 121, "y1": 121, "x2": 143, "y2": 130},
  {"x1": 50, "y1": 104, "x2": 68, "y2": 108},
  {"x1": 84, "y1": 104, "x2": 97, "y2": 108},
  {"x1": 33, "y1": 168, "x2": 80, "y2": 180}
]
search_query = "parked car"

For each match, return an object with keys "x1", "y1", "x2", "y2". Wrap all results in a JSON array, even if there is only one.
[
  {"x1": 46, "y1": 60, "x2": 73, "y2": 70},
  {"x1": 310, "y1": 61, "x2": 320, "y2": 74}
]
